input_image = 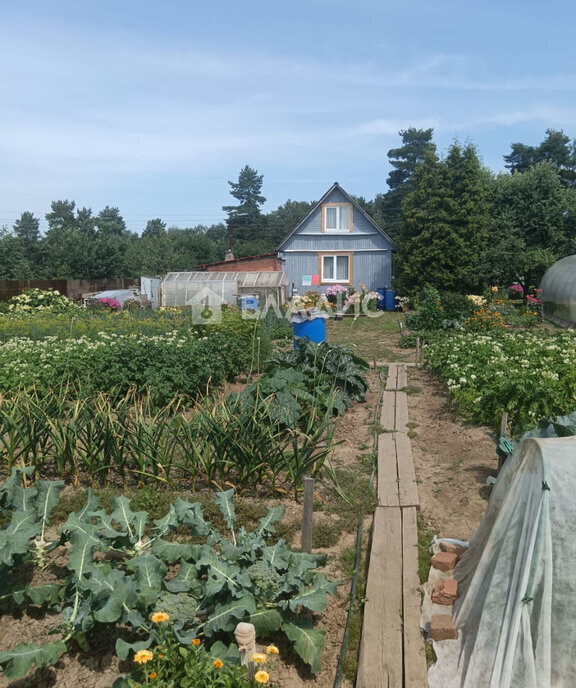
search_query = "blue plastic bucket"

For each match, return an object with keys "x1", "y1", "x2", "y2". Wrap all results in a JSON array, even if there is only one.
[
  {"x1": 376, "y1": 288, "x2": 386, "y2": 311},
  {"x1": 293, "y1": 318, "x2": 326, "y2": 348}
]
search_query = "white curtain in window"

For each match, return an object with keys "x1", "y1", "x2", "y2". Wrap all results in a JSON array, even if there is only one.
[
  {"x1": 339, "y1": 206, "x2": 350, "y2": 230},
  {"x1": 325, "y1": 207, "x2": 337, "y2": 229},
  {"x1": 323, "y1": 256, "x2": 335, "y2": 279},
  {"x1": 336, "y1": 255, "x2": 349, "y2": 280}
]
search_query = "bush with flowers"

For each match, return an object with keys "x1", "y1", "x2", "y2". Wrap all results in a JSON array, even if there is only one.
[
  {"x1": 508, "y1": 284, "x2": 524, "y2": 300},
  {"x1": 7, "y1": 288, "x2": 80, "y2": 314},
  {"x1": 462, "y1": 307, "x2": 506, "y2": 332},
  {"x1": 324, "y1": 284, "x2": 348, "y2": 308},
  {"x1": 288, "y1": 290, "x2": 332, "y2": 316},
  {"x1": 343, "y1": 284, "x2": 382, "y2": 313},
  {"x1": 86, "y1": 296, "x2": 122, "y2": 312},
  {"x1": 114, "y1": 614, "x2": 279, "y2": 687}
]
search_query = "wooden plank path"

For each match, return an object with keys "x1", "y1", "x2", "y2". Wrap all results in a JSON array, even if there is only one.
[{"x1": 357, "y1": 363, "x2": 428, "y2": 688}]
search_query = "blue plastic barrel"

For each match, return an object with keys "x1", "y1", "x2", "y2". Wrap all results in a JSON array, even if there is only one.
[
  {"x1": 376, "y1": 288, "x2": 386, "y2": 311},
  {"x1": 293, "y1": 318, "x2": 326, "y2": 348},
  {"x1": 239, "y1": 294, "x2": 259, "y2": 311},
  {"x1": 385, "y1": 289, "x2": 396, "y2": 311}
]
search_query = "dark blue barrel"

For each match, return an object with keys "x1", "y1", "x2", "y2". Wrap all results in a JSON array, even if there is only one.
[
  {"x1": 293, "y1": 318, "x2": 326, "y2": 348},
  {"x1": 385, "y1": 289, "x2": 396, "y2": 311},
  {"x1": 376, "y1": 288, "x2": 386, "y2": 311}
]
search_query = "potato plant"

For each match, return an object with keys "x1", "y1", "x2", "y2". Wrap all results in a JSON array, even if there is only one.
[{"x1": 425, "y1": 330, "x2": 576, "y2": 433}]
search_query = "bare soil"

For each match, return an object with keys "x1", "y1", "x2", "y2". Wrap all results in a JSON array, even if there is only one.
[{"x1": 0, "y1": 318, "x2": 496, "y2": 687}]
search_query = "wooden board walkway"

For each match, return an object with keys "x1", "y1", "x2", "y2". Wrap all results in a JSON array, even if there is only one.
[{"x1": 357, "y1": 363, "x2": 428, "y2": 688}]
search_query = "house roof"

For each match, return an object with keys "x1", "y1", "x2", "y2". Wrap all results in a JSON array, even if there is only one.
[
  {"x1": 194, "y1": 252, "x2": 282, "y2": 270},
  {"x1": 276, "y1": 182, "x2": 397, "y2": 251},
  {"x1": 163, "y1": 271, "x2": 289, "y2": 287}
]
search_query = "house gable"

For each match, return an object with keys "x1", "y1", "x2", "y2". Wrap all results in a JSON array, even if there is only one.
[
  {"x1": 277, "y1": 183, "x2": 396, "y2": 293},
  {"x1": 277, "y1": 183, "x2": 397, "y2": 250}
]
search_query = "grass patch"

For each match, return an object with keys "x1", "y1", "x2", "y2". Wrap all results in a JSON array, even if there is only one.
[
  {"x1": 326, "y1": 313, "x2": 411, "y2": 361},
  {"x1": 417, "y1": 513, "x2": 436, "y2": 584},
  {"x1": 403, "y1": 384, "x2": 421, "y2": 395}
]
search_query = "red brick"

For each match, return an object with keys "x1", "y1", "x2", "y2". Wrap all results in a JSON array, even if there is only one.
[
  {"x1": 431, "y1": 578, "x2": 458, "y2": 605},
  {"x1": 439, "y1": 541, "x2": 468, "y2": 557},
  {"x1": 430, "y1": 614, "x2": 458, "y2": 641},
  {"x1": 431, "y1": 552, "x2": 458, "y2": 572}
]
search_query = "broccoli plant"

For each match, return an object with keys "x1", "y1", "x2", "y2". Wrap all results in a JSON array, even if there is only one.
[{"x1": 0, "y1": 475, "x2": 337, "y2": 680}]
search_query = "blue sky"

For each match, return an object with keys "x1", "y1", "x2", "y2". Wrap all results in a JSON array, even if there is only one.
[{"x1": 1, "y1": 0, "x2": 575, "y2": 233}]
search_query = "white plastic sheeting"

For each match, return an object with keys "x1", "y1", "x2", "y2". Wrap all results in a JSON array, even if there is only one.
[{"x1": 428, "y1": 437, "x2": 576, "y2": 688}]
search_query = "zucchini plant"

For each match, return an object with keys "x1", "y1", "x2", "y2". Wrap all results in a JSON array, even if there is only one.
[{"x1": 0, "y1": 470, "x2": 337, "y2": 680}]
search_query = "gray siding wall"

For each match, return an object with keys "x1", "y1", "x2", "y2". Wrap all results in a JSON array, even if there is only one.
[{"x1": 283, "y1": 251, "x2": 392, "y2": 294}]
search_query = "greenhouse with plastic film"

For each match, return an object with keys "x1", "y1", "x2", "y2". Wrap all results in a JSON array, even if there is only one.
[
  {"x1": 539, "y1": 254, "x2": 576, "y2": 327},
  {"x1": 159, "y1": 271, "x2": 289, "y2": 309}
]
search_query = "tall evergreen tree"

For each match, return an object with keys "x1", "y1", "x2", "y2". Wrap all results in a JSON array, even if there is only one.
[
  {"x1": 13, "y1": 211, "x2": 40, "y2": 244},
  {"x1": 476, "y1": 162, "x2": 576, "y2": 292},
  {"x1": 375, "y1": 128, "x2": 435, "y2": 238},
  {"x1": 396, "y1": 143, "x2": 490, "y2": 294},
  {"x1": 504, "y1": 129, "x2": 576, "y2": 186},
  {"x1": 223, "y1": 165, "x2": 266, "y2": 245}
]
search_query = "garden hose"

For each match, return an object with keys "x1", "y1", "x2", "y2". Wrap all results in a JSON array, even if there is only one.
[{"x1": 333, "y1": 367, "x2": 385, "y2": 688}]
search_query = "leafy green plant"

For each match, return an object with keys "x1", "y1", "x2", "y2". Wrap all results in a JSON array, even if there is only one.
[
  {"x1": 0, "y1": 475, "x2": 336, "y2": 680},
  {"x1": 424, "y1": 329, "x2": 576, "y2": 432}
]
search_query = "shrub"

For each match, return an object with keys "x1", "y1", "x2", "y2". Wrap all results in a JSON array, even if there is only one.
[
  {"x1": 405, "y1": 285, "x2": 444, "y2": 331},
  {"x1": 439, "y1": 292, "x2": 475, "y2": 321},
  {"x1": 7, "y1": 288, "x2": 79, "y2": 314}
]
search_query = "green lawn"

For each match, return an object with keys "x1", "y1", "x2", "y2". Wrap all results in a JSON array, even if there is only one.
[{"x1": 325, "y1": 312, "x2": 412, "y2": 362}]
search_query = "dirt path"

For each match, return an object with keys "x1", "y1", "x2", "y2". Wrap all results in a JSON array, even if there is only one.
[{"x1": 407, "y1": 367, "x2": 496, "y2": 541}]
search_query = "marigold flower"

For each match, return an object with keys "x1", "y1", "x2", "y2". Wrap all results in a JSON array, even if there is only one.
[
  {"x1": 254, "y1": 670, "x2": 270, "y2": 684},
  {"x1": 134, "y1": 649, "x2": 154, "y2": 664},
  {"x1": 149, "y1": 672, "x2": 157, "y2": 679},
  {"x1": 251, "y1": 652, "x2": 267, "y2": 664},
  {"x1": 192, "y1": 638, "x2": 201, "y2": 646},
  {"x1": 151, "y1": 612, "x2": 170, "y2": 623},
  {"x1": 213, "y1": 659, "x2": 224, "y2": 669},
  {"x1": 266, "y1": 645, "x2": 279, "y2": 655}
]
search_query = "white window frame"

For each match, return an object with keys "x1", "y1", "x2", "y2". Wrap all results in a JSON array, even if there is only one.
[
  {"x1": 320, "y1": 253, "x2": 352, "y2": 284},
  {"x1": 322, "y1": 203, "x2": 352, "y2": 232}
]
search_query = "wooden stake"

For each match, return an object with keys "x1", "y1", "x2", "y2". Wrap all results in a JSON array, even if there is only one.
[
  {"x1": 500, "y1": 411, "x2": 509, "y2": 437},
  {"x1": 301, "y1": 477, "x2": 314, "y2": 553},
  {"x1": 415, "y1": 336, "x2": 420, "y2": 368}
]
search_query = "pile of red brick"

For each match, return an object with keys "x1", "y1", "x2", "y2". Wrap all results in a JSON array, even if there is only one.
[{"x1": 429, "y1": 541, "x2": 467, "y2": 641}]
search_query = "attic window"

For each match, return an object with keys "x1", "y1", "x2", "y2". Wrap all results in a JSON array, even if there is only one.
[{"x1": 323, "y1": 204, "x2": 352, "y2": 232}]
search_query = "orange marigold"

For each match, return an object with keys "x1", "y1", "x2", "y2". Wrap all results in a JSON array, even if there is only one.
[
  {"x1": 134, "y1": 649, "x2": 154, "y2": 664},
  {"x1": 149, "y1": 672, "x2": 157, "y2": 680},
  {"x1": 213, "y1": 659, "x2": 224, "y2": 669},
  {"x1": 192, "y1": 638, "x2": 201, "y2": 646},
  {"x1": 151, "y1": 612, "x2": 170, "y2": 624}
]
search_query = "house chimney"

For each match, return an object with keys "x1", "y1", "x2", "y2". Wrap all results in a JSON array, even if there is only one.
[{"x1": 224, "y1": 249, "x2": 235, "y2": 262}]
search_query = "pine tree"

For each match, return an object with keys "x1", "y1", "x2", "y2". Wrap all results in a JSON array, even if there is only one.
[{"x1": 222, "y1": 165, "x2": 266, "y2": 244}]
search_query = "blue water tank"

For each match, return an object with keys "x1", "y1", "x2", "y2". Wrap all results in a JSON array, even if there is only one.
[
  {"x1": 385, "y1": 289, "x2": 396, "y2": 311},
  {"x1": 293, "y1": 318, "x2": 326, "y2": 348},
  {"x1": 376, "y1": 288, "x2": 386, "y2": 311}
]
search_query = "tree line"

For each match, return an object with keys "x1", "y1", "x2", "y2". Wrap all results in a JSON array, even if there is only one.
[{"x1": 1, "y1": 128, "x2": 575, "y2": 293}]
